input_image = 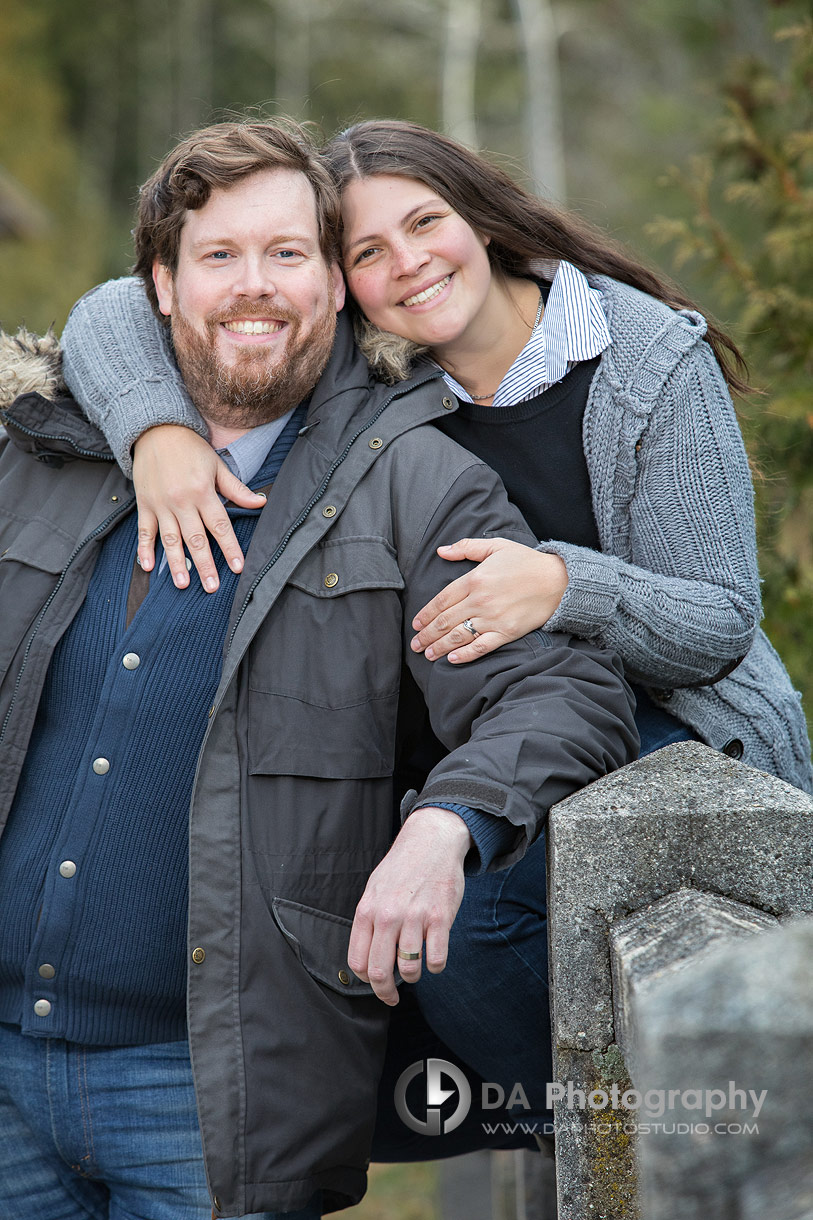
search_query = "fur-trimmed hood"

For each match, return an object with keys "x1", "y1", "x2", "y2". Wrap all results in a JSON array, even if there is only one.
[
  {"x1": 0, "y1": 326, "x2": 65, "y2": 411},
  {"x1": 0, "y1": 326, "x2": 112, "y2": 464}
]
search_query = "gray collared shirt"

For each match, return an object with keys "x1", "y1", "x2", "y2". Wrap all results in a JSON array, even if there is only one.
[{"x1": 215, "y1": 409, "x2": 296, "y2": 485}]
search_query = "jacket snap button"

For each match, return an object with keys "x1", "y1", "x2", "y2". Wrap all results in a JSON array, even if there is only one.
[
  {"x1": 324, "y1": 573, "x2": 339, "y2": 588},
  {"x1": 369, "y1": 437, "x2": 383, "y2": 449},
  {"x1": 338, "y1": 970, "x2": 351, "y2": 985},
  {"x1": 322, "y1": 505, "x2": 337, "y2": 518},
  {"x1": 192, "y1": 947, "x2": 206, "y2": 964},
  {"x1": 442, "y1": 397, "x2": 455, "y2": 409},
  {"x1": 722, "y1": 738, "x2": 744, "y2": 760}
]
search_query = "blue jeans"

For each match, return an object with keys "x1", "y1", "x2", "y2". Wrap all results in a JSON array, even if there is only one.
[
  {"x1": 372, "y1": 694, "x2": 697, "y2": 1160},
  {"x1": 0, "y1": 1024, "x2": 321, "y2": 1220}
]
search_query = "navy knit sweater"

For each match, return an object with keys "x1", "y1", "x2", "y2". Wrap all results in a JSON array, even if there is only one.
[{"x1": 0, "y1": 408, "x2": 304, "y2": 1046}]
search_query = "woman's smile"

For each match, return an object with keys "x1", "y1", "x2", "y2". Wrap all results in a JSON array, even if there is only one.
[{"x1": 399, "y1": 273, "x2": 453, "y2": 309}]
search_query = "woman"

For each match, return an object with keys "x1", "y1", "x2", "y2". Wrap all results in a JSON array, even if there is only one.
[{"x1": 58, "y1": 118, "x2": 812, "y2": 1153}]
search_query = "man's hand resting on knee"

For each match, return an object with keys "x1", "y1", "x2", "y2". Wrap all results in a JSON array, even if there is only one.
[{"x1": 348, "y1": 807, "x2": 472, "y2": 1005}]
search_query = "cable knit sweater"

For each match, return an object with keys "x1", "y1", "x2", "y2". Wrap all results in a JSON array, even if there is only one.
[{"x1": 61, "y1": 276, "x2": 813, "y2": 791}]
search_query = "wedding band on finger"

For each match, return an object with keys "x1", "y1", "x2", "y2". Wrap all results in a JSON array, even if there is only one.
[
  {"x1": 397, "y1": 948, "x2": 421, "y2": 961},
  {"x1": 462, "y1": 618, "x2": 479, "y2": 637}
]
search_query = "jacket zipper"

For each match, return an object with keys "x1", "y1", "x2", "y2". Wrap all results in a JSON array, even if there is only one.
[
  {"x1": 1, "y1": 414, "x2": 116, "y2": 462},
  {"x1": 226, "y1": 373, "x2": 442, "y2": 653},
  {"x1": 0, "y1": 496, "x2": 136, "y2": 746}
]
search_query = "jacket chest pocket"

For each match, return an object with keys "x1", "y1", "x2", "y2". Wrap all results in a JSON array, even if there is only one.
[
  {"x1": 0, "y1": 515, "x2": 74, "y2": 678},
  {"x1": 247, "y1": 536, "x2": 405, "y2": 779}
]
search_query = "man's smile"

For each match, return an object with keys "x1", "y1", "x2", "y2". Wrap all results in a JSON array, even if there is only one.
[{"x1": 221, "y1": 319, "x2": 287, "y2": 337}]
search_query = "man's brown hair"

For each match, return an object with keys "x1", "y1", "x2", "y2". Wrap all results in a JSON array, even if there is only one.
[{"x1": 133, "y1": 119, "x2": 340, "y2": 318}]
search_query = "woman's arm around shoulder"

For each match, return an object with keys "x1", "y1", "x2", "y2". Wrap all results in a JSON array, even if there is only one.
[
  {"x1": 62, "y1": 277, "x2": 263, "y2": 586},
  {"x1": 62, "y1": 276, "x2": 206, "y2": 477}
]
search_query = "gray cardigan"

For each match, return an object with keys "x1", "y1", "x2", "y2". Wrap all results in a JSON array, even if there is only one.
[{"x1": 61, "y1": 276, "x2": 813, "y2": 791}]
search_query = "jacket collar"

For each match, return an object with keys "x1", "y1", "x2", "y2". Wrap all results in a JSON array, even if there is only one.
[
  {"x1": 2, "y1": 391, "x2": 115, "y2": 464},
  {"x1": 301, "y1": 310, "x2": 448, "y2": 458}
]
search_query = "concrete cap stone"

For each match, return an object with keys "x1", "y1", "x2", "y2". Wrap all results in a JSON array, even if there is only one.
[{"x1": 547, "y1": 742, "x2": 813, "y2": 1048}]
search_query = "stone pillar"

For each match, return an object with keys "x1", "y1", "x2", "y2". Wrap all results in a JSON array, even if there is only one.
[
  {"x1": 609, "y1": 888, "x2": 778, "y2": 1078},
  {"x1": 545, "y1": 741, "x2": 813, "y2": 1219},
  {"x1": 634, "y1": 918, "x2": 813, "y2": 1220}
]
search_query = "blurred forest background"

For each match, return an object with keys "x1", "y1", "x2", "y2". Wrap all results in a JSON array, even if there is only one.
[{"x1": 1, "y1": 0, "x2": 811, "y2": 722}]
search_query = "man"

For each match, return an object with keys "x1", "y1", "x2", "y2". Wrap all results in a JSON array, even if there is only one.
[{"x1": 0, "y1": 120, "x2": 637, "y2": 1219}]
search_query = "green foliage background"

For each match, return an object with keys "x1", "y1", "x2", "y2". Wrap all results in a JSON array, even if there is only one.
[
  {"x1": 1, "y1": 0, "x2": 810, "y2": 727},
  {"x1": 647, "y1": 13, "x2": 813, "y2": 724}
]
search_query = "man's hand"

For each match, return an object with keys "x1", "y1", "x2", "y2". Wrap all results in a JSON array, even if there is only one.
[{"x1": 348, "y1": 807, "x2": 472, "y2": 1005}]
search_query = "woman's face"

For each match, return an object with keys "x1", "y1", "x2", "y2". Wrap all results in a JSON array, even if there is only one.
[{"x1": 340, "y1": 174, "x2": 496, "y2": 357}]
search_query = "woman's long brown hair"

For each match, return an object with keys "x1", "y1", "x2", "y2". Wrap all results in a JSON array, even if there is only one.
[{"x1": 323, "y1": 119, "x2": 749, "y2": 394}]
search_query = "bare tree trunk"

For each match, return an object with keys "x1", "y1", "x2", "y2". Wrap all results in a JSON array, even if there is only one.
[
  {"x1": 136, "y1": 0, "x2": 175, "y2": 179},
  {"x1": 77, "y1": 3, "x2": 122, "y2": 216},
  {"x1": 176, "y1": 0, "x2": 214, "y2": 134},
  {"x1": 512, "y1": 0, "x2": 565, "y2": 203},
  {"x1": 442, "y1": 0, "x2": 481, "y2": 148},
  {"x1": 271, "y1": 0, "x2": 312, "y2": 121}
]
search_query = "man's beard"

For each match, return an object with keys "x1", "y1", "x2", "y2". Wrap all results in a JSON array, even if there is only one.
[{"x1": 170, "y1": 298, "x2": 337, "y2": 430}]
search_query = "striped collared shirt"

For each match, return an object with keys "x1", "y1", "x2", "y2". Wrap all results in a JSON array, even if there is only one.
[{"x1": 439, "y1": 260, "x2": 611, "y2": 407}]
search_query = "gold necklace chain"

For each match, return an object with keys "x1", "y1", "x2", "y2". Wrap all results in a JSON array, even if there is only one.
[{"x1": 466, "y1": 290, "x2": 544, "y2": 401}]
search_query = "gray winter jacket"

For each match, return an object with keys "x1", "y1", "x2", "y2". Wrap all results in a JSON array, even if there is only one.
[
  {"x1": 0, "y1": 318, "x2": 637, "y2": 1216},
  {"x1": 61, "y1": 275, "x2": 813, "y2": 791}
]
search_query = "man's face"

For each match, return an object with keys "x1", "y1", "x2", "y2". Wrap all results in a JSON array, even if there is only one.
[{"x1": 153, "y1": 168, "x2": 346, "y2": 430}]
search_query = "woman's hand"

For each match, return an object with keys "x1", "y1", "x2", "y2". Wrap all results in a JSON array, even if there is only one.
[
  {"x1": 411, "y1": 537, "x2": 569, "y2": 663},
  {"x1": 132, "y1": 425, "x2": 267, "y2": 591}
]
